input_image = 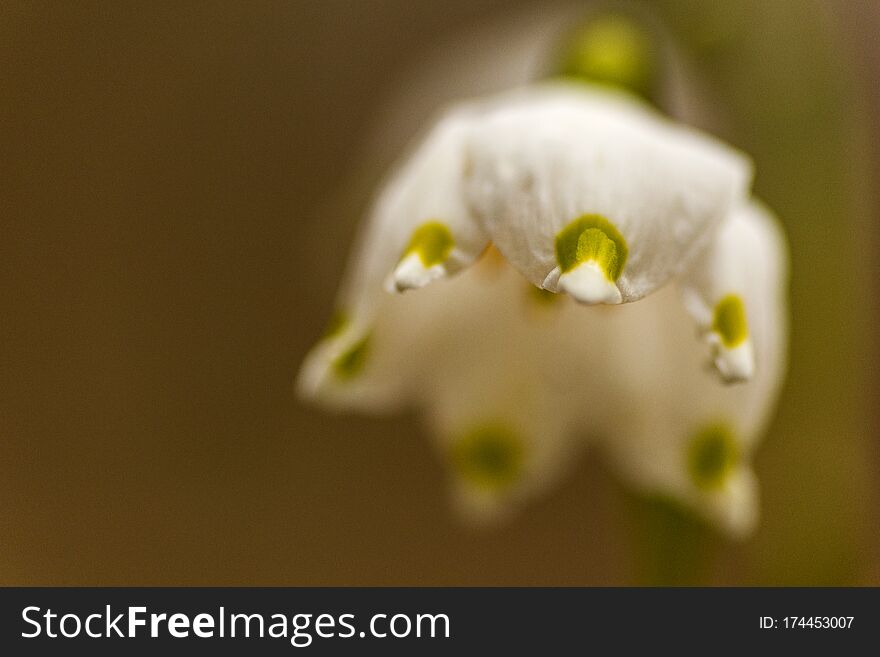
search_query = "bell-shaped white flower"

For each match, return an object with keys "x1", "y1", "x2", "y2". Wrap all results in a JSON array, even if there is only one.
[
  {"x1": 309, "y1": 82, "x2": 756, "y2": 384},
  {"x1": 297, "y1": 80, "x2": 788, "y2": 535}
]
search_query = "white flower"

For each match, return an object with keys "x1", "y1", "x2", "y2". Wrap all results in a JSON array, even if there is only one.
[{"x1": 297, "y1": 67, "x2": 787, "y2": 536}]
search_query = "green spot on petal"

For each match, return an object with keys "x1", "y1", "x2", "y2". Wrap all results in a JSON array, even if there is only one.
[
  {"x1": 712, "y1": 294, "x2": 749, "y2": 348},
  {"x1": 450, "y1": 424, "x2": 525, "y2": 492},
  {"x1": 402, "y1": 222, "x2": 454, "y2": 267},
  {"x1": 687, "y1": 423, "x2": 739, "y2": 491},
  {"x1": 556, "y1": 14, "x2": 654, "y2": 98},
  {"x1": 332, "y1": 335, "x2": 370, "y2": 380},
  {"x1": 555, "y1": 214, "x2": 628, "y2": 279}
]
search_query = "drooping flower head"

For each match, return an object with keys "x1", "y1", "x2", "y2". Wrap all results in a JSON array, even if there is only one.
[{"x1": 297, "y1": 10, "x2": 788, "y2": 537}]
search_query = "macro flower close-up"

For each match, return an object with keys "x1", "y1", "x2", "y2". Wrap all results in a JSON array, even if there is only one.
[
  {"x1": 3, "y1": 0, "x2": 877, "y2": 597},
  {"x1": 298, "y1": 13, "x2": 788, "y2": 539}
]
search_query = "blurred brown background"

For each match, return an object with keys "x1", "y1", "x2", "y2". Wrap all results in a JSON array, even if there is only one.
[{"x1": 2, "y1": 1, "x2": 878, "y2": 585}]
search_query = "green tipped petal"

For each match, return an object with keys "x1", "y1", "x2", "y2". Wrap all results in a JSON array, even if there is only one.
[
  {"x1": 450, "y1": 424, "x2": 525, "y2": 492},
  {"x1": 332, "y1": 335, "x2": 370, "y2": 380},
  {"x1": 402, "y1": 221, "x2": 455, "y2": 267},
  {"x1": 687, "y1": 423, "x2": 739, "y2": 491},
  {"x1": 712, "y1": 294, "x2": 749, "y2": 348},
  {"x1": 555, "y1": 214, "x2": 628, "y2": 279}
]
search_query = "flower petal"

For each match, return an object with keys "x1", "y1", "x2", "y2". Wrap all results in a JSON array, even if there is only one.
[
  {"x1": 297, "y1": 109, "x2": 491, "y2": 405},
  {"x1": 304, "y1": 249, "x2": 597, "y2": 521},
  {"x1": 597, "y1": 200, "x2": 787, "y2": 535},
  {"x1": 377, "y1": 111, "x2": 490, "y2": 294},
  {"x1": 295, "y1": 309, "x2": 409, "y2": 413},
  {"x1": 463, "y1": 83, "x2": 753, "y2": 304},
  {"x1": 421, "y1": 286, "x2": 585, "y2": 523},
  {"x1": 679, "y1": 200, "x2": 789, "y2": 385}
]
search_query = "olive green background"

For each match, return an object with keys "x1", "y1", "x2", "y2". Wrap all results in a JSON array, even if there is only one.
[{"x1": 2, "y1": 0, "x2": 877, "y2": 584}]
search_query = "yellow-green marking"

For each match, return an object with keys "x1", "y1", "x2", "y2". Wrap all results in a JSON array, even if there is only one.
[
  {"x1": 451, "y1": 424, "x2": 525, "y2": 492},
  {"x1": 556, "y1": 14, "x2": 654, "y2": 98},
  {"x1": 687, "y1": 422, "x2": 739, "y2": 490},
  {"x1": 712, "y1": 294, "x2": 749, "y2": 348},
  {"x1": 332, "y1": 334, "x2": 370, "y2": 380},
  {"x1": 555, "y1": 214, "x2": 628, "y2": 280},
  {"x1": 401, "y1": 221, "x2": 454, "y2": 267}
]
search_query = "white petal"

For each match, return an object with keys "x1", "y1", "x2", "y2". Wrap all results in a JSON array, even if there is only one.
[
  {"x1": 302, "y1": 251, "x2": 593, "y2": 521},
  {"x1": 706, "y1": 467, "x2": 760, "y2": 539},
  {"x1": 556, "y1": 261, "x2": 623, "y2": 305},
  {"x1": 346, "y1": 108, "x2": 491, "y2": 321},
  {"x1": 295, "y1": 314, "x2": 408, "y2": 413},
  {"x1": 605, "y1": 399, "x2": 761, "y2": 539},
  {"x1": 388, "y1": 252, "x2": 446, "y2": 292},
  {"x1": 297, "y1": 109, "x2": 491, "y2": 404},
  {"x1": 679, "y1": 200, "x2": 788, "y2": 386},
  {"x1": 422, "y1": 277, "x2": 585, "y2": 523},
  {"x1": 597, "y1": 199, "x2": 787, "y2": 535},
  {"x1": 377, "y1": 110, "x2": 489, "y2": 295},
  {"x1": 463, "y1": 83, "x2": 753, "y2": 304}
]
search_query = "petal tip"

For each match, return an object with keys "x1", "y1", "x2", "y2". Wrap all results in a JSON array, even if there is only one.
[
  {"x1": 557, "y1": 262, "x2": 622, "y2": 305},
  {"x1": 386, "y1": 252, "x2": 446, "y2": 293},
  {"x1": 711, "y1": 339, "x2": 755, "y2": 384},
  {"x1": 295, "y1": 346, "x2": 331, "y2": 401}
]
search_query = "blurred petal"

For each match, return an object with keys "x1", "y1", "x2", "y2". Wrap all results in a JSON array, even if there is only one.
[
  {"x1": 556, "y1": 13, "x2": 656, "y2": 97},
  {"x1": 599, "y1": 200, "x2": 788, "y2": 537},
  {"x1": 297, "y1": 110, "x2": 489, "y2": 405},
  {"x1": 302, "y1": 245, "x2": 606, "y2": 518},
  {"x1": 418, "y1": 266, "x2": 595, "y2": 522},
  {"x1": 425, "y1": 341, "x2": 581, "y2": 523},
  {"x1": 295, "y1": 309, "x2": 408, "y2": 413}
]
